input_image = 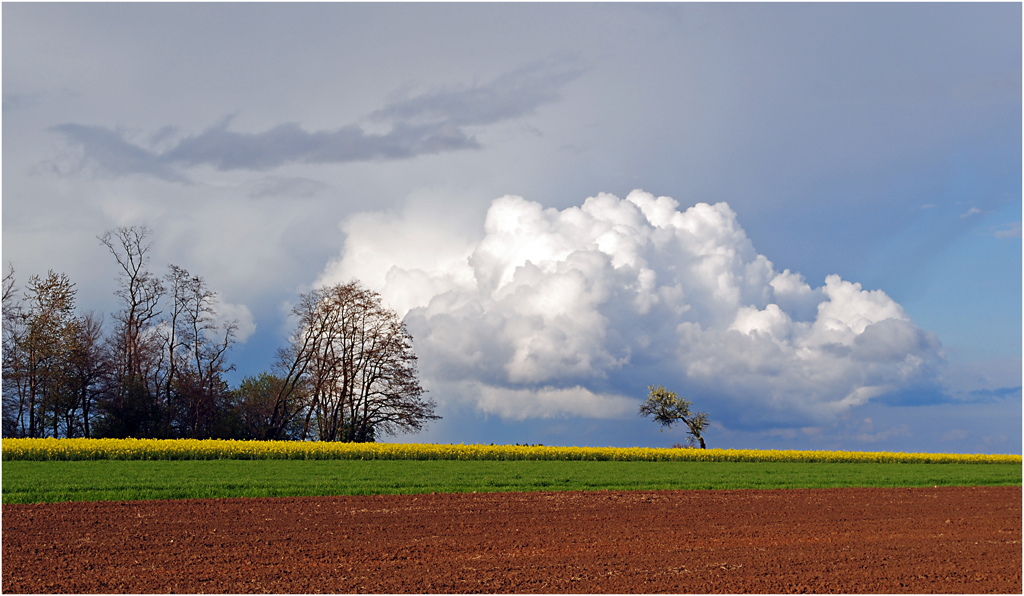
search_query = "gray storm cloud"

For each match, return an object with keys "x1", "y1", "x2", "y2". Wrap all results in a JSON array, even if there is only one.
[
  {"x1": 50, "y1": 119, "x2": 477, "y2": 178},
  {"x1": 319, "y1": 190, "x2": 947, "y2": 427},
  {"x1": 48, "y1": 62, "x2": 584, "y2": 180}
]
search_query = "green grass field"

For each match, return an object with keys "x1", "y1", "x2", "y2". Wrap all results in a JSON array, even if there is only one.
[{"x1": 3, "y1": 459, "x2": 1020, "y2": 504}]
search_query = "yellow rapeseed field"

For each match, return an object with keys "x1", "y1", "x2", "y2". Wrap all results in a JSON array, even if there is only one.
[{"x1": 2, "y1": 438, "x2": 1020, "y2": 464}]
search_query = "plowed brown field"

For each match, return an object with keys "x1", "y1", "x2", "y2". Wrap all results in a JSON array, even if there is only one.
[{"x1": 2, "y1": 486, "x2": 1020, "y2": 593}]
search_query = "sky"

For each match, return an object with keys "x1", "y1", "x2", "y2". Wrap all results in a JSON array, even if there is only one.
[{"x1": 2, "y1": 2, "x2": 1020, "y2": 454}]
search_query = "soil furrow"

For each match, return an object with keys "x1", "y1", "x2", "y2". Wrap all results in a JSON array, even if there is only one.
[{"x1": 3, "y1": 486, "x2": 1020, "y2": 593}]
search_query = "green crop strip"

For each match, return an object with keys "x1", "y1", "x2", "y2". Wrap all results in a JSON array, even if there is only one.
[{"x1": 3, "y1": 459, "x2": 1020, "y2": 504}]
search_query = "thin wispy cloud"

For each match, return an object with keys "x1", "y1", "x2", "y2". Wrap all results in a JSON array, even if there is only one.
[
  {"x1": 48, "y1": 61, "x2": 584, "y2": 181},
  {"x1": 968, "y1": 386, "x2": 1022, "y2": 401},
  {"x1": 370, "y1": 61, "x2": 586, "y2": 127},
  {"x1": 993, "y1": 221, "x2": 1021, "y2": 238}
]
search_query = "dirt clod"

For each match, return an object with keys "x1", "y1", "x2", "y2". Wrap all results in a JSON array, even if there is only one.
[{"x1": 3, "y1": 486, "x2": 1020, "y2": 593}]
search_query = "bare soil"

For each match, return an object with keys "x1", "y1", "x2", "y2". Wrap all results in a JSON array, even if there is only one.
[{"x1": 2, "y1": 486, "x2": 1020, "y2": 593}]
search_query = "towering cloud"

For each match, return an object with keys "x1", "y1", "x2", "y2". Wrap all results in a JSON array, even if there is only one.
[{"x1": 319, "y1": 190, "x2": 946, "y2": 429}]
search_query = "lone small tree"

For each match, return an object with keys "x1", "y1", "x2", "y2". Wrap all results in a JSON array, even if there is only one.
[{"x1": 639, "y1": 385, "x2": 710, "y2": 449}]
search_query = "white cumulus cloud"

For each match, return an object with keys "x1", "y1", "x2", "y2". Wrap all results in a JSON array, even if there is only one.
[
  {"x1": 213, "y1": 299, "x2": 257, "y2": 344},
  {"x1": 320, "y1": 190, "x2": 946, "y2": 427}
]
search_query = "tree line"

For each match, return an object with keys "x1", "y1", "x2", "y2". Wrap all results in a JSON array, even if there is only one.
[{"x1": 2, "y1": 226, "x2": 438, "y2": 441}]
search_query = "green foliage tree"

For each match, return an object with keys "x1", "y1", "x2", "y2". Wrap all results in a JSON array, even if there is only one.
[
  {"x1": 639, "y1": 385, "x2": 710, "y2": 449},
  {"x1": 229, "y1": 372, "x2": 303, "y2": 440},
  {"x1": 2, "y1": 270, "x2": 83, "y2": 437}
]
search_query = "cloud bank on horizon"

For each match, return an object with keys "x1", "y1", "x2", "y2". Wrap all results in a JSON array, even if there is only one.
[{"x1": 319, "y1": 190, "x2": 947, "y2": 431}]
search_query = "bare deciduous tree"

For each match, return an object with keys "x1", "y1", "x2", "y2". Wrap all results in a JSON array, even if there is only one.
[
  {"x1": 2, "y1": 263, "x2": 16, "y2": 305},
  {"x1": 98, "y1": 226, "x2": 165, "y2": 437},
  {"x1": 175, "y1": 269, "x2": 237, "y2": 438},
  {"x1": 274, "y1": 281, "x2": 438, "y2": 442},
  {"x1": 2, "y1": 264, "x2": 24, "y2": 437},
  {"x1": 157, "y1": 264, "x2": 191, "y2": 436},
  {"x1": 65, "y1": 312, "x2": 109, "y2": 438},
  {"x1": 3, "y1": 229, "x2": 242, "y2": 440}
]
